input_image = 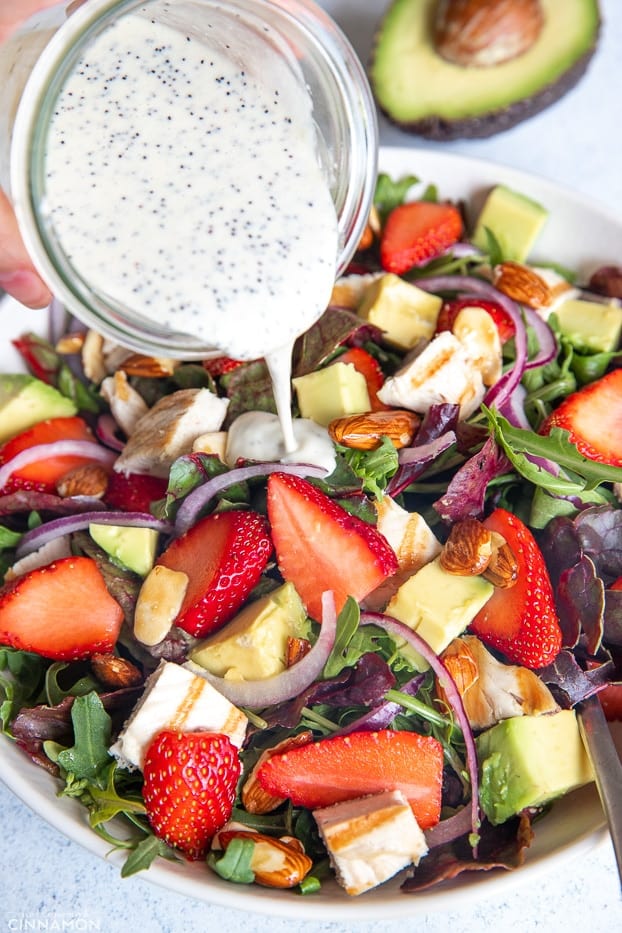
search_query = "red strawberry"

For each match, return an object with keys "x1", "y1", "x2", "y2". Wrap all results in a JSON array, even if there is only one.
[
  {"x1": 598, "y1": 683, "x2": 622, "y2": 721},
  {"x1": 0, "y1": 556, "x2": 123, "y2": 660},
  {"x1": 143, "y1": 730, "x2": 241, "y2": 860},
  {"x1": 104, "y1": 470, "x2": 168, "y2": 513},
  {"x1": 266, "y1": 472, "x2": 397, "y2": 621},
  {"x1": 435, "y1": 297, "x2": 516, "y2": 344},
  {"x1": 469, "y1": 508, "x2": 562, "y2": 669},
  {"x1": 540, "y1": 369, "x2": 622, "y2": 467},
  {"x1": 0, "y1": 416, "x2": 99, "y2": 494},
  {"x1": 157, "y1": 510, "x2": 273, "y2": 637},
  {"x1": 380, "y1": 200, "x2": 463, "y2": 275},
  {"x1": 338, "y1": 347, "x2": 389, "y2": 411},
  {"x1": 202, "y1": 356, "x2": 244, "y2": 378},
  {"x1": 256, "y1": 730, "x2": 443, "y2": 829}
]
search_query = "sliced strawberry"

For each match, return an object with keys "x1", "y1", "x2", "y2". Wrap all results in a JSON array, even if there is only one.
[
  {"x1": 157, "y1": 510, "x2": 273, "y2": 637},
  {"x1": 598, "y1": 683, "x2": 622, "y2": 721},
  {"x1": 540, "y1": 369, "x2": 622, "y2": 467},
  {"x1": 202, "y1": 356, "x2": 244, "y2": 378},
  {"x1": 435, "y1": 297, "x2": 516, "y2": 344},
  {"x1": 256, "y1": 729, "x2": 443, "y2": 829},
  {"x1": 0, "y1": 556, "x2": 123, "y2": 660},
  {"x1": 266, "y1": 472, "x2": 397, "y2": 621},
  {"x1": 104, "y1": 470, "x2": 168, "y2": 513},
  {"x1": 143, "y1": 730, "x2": 241, "y2": 860},
  {"x1": 469, "y1": 509, "x2": 562, "y2": 669},
  {"x1": 0, "y1": 416, "x2": 98, "y2": 494},
  {"x1": 338, "y1": 347, "x2": 389, "y2": 411},
  {"x1": 379, "y1": 200, "x2": 463, "y2": 275}
]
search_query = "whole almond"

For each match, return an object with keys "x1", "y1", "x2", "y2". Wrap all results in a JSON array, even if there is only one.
[
  {"x1": 56, "y1": 463, "x2": 109, "y2": 499},
  {"x1": 90, "y1": 652, "x2": 143, "y2": 688},
  {"x1": 119, "y1": 354, "x2": 178, "y2": 378},
  {"x1": 217, "y1": 831, "x2": 313, "y2": 888},
  {"x1": 328, "y1": 409, "x2": 420, "y2": 451},
  {"x1": 493, "y1": 261, "x2": 552, "y2": 308},
  {"x1": 242, "y1": 731, "x2": 313, "y2": 814},
  {"x1": 440, "y1": 517, "x2": 493, "y2": 576},
  {"x1": 482, "y1": 531, "x2": 519, "y2": 587},
  {"x1": 434, "y1": 0, "x2": 544, "y2": 68}
]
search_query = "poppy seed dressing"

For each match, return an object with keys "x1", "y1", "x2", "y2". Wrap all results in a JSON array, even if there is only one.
[{"x1": 40, "y1": 3, "x2": 339, "y2": 368}]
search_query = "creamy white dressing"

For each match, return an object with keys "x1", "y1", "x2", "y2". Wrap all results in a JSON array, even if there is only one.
[
  {"x1": 225, "y1": 411, "x2": 336, "y2": 474},
  {"x1": 41, "y1": 1, "x2": 339, "y2": 456}
]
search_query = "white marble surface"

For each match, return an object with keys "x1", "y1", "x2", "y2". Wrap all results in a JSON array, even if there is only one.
[{"x1": 2, "y1": 0, "x2": 622, "y2": 930}]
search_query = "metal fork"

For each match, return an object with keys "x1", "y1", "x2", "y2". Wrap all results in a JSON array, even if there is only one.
[{"x1": 577, "y1": 694, "x2": 622, "y2": 889}]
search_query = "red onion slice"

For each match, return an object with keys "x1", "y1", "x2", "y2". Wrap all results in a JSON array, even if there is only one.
[
  {"x1": 424, "y1": 803, "x2": 474, "y2": 849},
  {"x1": 184, "y1": 591, "x2": 337, "y2": 710},
  {"x1": 175, "y1": 461, "x2": 328, "y2": 534},
  {"x1": 522, "y1": 307, "x2": 557, "y2": 370},
  {"x1": 360, "y1": 611, "x2": 481, "y2": 847},
  {"x1": 0, "y1": 441, "x2": 117, "y2": 491},
  {"x1": 96, "y1": 414, "x2": 126, "y2": 452},
  {"x1": 16, "y1": 510, "x2": 174, "y2": 558}
]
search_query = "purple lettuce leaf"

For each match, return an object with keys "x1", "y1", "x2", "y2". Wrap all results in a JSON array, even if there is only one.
[
  {"x1": 538, "y1": 650, "x2": 614, "y2": 707},
  {"x1": 433, "y1": 436, "x2": 511, "y2": 524},
  {"x1": 603, "y1": 589, "x2": 622, "y2": 647},
  {"x1": 556, "y1": 555, "x2": 604, "y2": 654}
]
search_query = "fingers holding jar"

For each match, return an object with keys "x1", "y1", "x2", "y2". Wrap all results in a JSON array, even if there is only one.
[{"x1": 0, "y1": 187, "x2": 52, "y2": 307}]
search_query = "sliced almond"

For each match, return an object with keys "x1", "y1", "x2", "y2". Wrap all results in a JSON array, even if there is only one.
[
  {"x1": 133, "y1": 564, "x2": 189, "y2": 646},
  {"x1": 493, "y1": 261, "x2": 552, "y2": 308}
]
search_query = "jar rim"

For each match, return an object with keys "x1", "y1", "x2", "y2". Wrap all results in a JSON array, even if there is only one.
[{"x1": 11, "y1": 0, "x2": 378, "y2": 358}]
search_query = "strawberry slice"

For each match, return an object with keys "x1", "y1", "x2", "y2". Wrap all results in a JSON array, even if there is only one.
[
  {"x1": 435, "y1": 297, "x2": 516, "y2": 344},
  {"x1": 157, "y1": 510, "x2": 273, "y2": 637},
  {"x1": 379, "y1": 200, "x2": 463, "y2": 275},
  {"x1": 469, "y1": 508, "x2": 562, "y2": 669},
  {"x1": 256, "y1": 729, "x2": 443, "y2": 829},
  {"x1": 338, "y1": 347, "x2": 389, "y2": 411},
  {"x1": 540, "y1": 368, "x2": 622, "y2": 467},
  {"x1": 104, "y1": 470, "x2": 168, "y2": 513},
  {"x1": 0, "y1": 416, "x2": 99, "y2": 494},
  {"x1": 0, "y1": 556, "x2": 124, "y2": 660},
  {"x1": 143, "y1": 730, "x2": 241, "y2": 860},
  {"x1": 266, "y1": 472, "x2": 397, "y2": 621}
]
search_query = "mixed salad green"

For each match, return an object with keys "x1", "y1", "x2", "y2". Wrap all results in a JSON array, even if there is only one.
[{"x1": 0, "y1": 168, "x2": 621, "y2": 899}]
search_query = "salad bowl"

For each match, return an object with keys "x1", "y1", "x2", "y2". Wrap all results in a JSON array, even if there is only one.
[{"x1": 0, "y1": 146, "x2": 620, "y2": 920}]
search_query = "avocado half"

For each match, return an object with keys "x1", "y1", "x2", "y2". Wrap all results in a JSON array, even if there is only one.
[{"x1": 370, "y1": 0, "x2": 601, "y2": 140}]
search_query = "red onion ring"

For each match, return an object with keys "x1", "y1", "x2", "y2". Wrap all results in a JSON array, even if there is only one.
[
  {"x1": 0, "y1": 441, "x2": 117, "y2": 491},
  {"x1": 185, "y1": 591, "x2": 337, "y2": 710},
  {"x1": 175, "y1": 461, "x2": 328, "y2": 535},
  {"x1": 424, "y1": 803, "x2": 474, "y2": 849},
  {"x1": 360, "y1": 611, "x2": 481, "y2": 848},
  {"x1": 522, "y1": 307, "x2": 557, "y2": 370},
  {"x1": 16, "y1": 510, "x2": 174, "y2": 558},
  {"x1": 96, "y1": 414, "x2": 126, "y2": 452}
]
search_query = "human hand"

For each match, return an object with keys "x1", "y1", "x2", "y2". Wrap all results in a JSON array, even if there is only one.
[{"x1": 0, "y1": 0, "x2": 63, "y2": 307}]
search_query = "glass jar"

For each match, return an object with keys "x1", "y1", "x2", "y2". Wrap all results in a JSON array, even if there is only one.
[{"x1": 2, "y1": 0, "x2": 378, "y2": 358}]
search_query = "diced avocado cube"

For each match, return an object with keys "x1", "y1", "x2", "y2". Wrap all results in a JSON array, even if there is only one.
[
  {"x1": 477, "y1": 710, "x2": 594, "y2": 825},
  {"x1": 385, "y1": 557, "x2": 493, "y2": 669},
  {"x1": 0, "y1": 374, "x2": 77, "y2": 444},
  {"x1": 293, "y1": 361, "x2": 370, "y2": 427},
  {"x1": 555, "y1": 297, "x2": 622, "y2": 353},
  {"x1": 357, "y1": 273, "x2": 442, "y2": 350},
  {"x1": 189, "y1": 582, "x2": 309, "y2": 681},
  {"x1": 89, "y1": 523, "x2": 159, "y2": 577},
  {"x1": 472, "y1": 185, "x2": 548, "y2": 263}
]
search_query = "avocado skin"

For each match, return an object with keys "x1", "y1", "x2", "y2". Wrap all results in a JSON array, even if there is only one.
[{"x1": 370, "y1": 2, "x2": 601, "y2": 141}]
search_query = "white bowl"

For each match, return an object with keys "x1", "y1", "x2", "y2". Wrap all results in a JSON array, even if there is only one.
[{"x1": 0, "y1": 146, "x2": 619, "y2": 920}]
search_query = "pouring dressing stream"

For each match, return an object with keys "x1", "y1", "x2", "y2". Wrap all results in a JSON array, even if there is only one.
[{"x1": 6, "y1": 0, "x2": 378, "y2": 460}]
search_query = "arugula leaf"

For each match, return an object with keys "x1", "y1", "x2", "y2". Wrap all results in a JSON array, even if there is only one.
[
  {"x1": 0, "y1": 526, "x2": 22, "y2": 551},
  {"x1": 45, "y1": 662, "x2": 100, "y2": 706},
  {"x1": 121, "y1": 834, "x2": 176, "y2": 877},
  {"x1": 323, "y1": 598, "x2": 361, "y2": 678},
  {"x1": 208, "y1": 838, "x2": 256, "y2": 884},
  {"x1": 338, "y1": 436, "x2": 399, "y2": 498},
  {"x1": 56, "y1": 692, "x2": 112, "y2": 787},
  {"x1": 0, "y1": 648, "x2": 49, "y2": 731},
  {"x1": 486, "y1": 408, "x2": 622, "y2": 494},
  {"x1": 374, "y1": 172, "x2": 419, "y2": 218},
  {"x1": 88, "y1": 763, "x2": 147, "y2": 828}
]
